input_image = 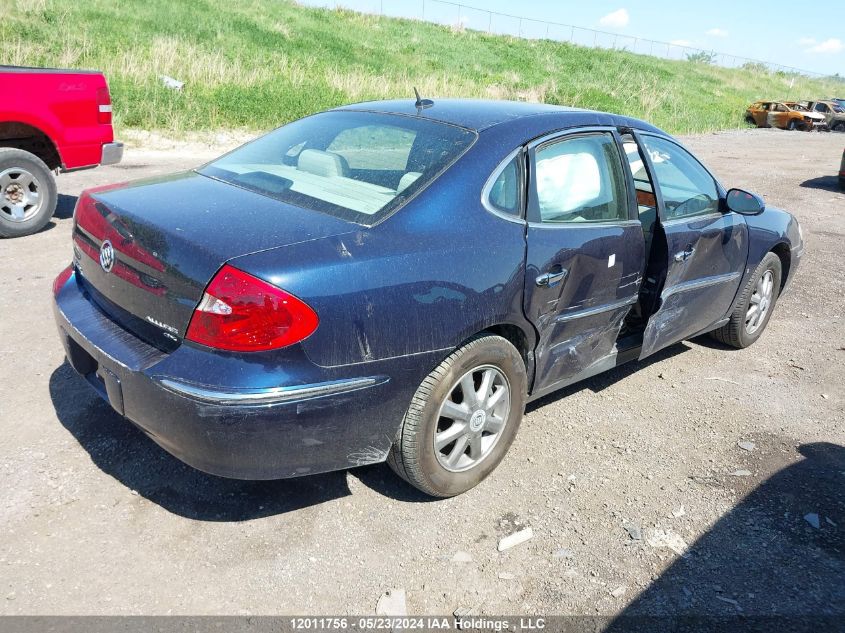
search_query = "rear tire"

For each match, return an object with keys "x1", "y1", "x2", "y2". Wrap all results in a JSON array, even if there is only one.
[
  {"x1": 387, "y1": 335, "x2": 527, "y2": 497},
  {"x1": 0, "y1": 148, "x2": 57, "y2": 238},
  {"x1": 710, "y1": 252, "x2": 782, "y2": 349},
  {"x1": 787, "y1": 120, "x2": 799, "y2": 131},
  {"x1": 832, "y1": 122, "x2": 845, "y2": 133}
]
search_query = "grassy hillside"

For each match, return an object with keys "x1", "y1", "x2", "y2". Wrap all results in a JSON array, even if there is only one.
[{"x1": 2, "y1": 0, "x2": 842, "y2": 135}]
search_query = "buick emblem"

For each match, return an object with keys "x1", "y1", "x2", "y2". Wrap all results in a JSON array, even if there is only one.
[{"x1": 99, "y1": 240, "x2": 115, "y2": 273}]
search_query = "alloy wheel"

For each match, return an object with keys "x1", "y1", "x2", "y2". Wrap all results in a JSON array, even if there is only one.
[
  {"x1": 745, "y1": 270, "x2": 774, "y2": 334},
  {"x1": 434, "y1": 365, "x2": 511, "y2": 473}
]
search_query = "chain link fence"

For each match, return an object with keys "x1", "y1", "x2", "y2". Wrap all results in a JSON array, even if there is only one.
[{"x1": 314, "y1": 0, "x2": 832, "y2": 79}]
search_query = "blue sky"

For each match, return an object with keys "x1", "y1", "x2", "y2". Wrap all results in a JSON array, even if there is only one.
[{"x1": 298, "y1": 0, "x2": 844, "y2": 76}]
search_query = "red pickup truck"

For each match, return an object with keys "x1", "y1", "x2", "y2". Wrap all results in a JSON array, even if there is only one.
[{"x1": 0, "y1": 66, "x2": 122, "y2": 237}]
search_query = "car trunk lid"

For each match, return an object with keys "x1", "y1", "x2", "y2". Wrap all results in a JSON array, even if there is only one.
[{"x1": 72, "y1": 171, "x2": 354, "y2": 351}]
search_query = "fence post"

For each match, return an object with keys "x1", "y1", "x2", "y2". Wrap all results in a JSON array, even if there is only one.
[
  {"x1": 518, "y1": 17, "x2": 522, "y2": 38},
  {"x1": 488, "y1": 11, "x2": 492, "y2": 33}
]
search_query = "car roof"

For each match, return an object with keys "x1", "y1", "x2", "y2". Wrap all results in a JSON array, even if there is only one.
[{"x1": 334, "y1": 98, "x2": 660, "y2": 134}]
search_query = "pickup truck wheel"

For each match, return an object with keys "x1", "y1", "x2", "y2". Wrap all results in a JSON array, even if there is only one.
[
  {"x1": 832, "y1": 122, "x2": 845, "y2": 133},
  {"x1": 387, "y1": 335, "x2": 527, "y2": 497},
  {"x1": 710, "y1": 252, "x2": 782, "y2": 349},
  {"x1": 0, "y1": 148, "x2": 57, "y2": 238}
]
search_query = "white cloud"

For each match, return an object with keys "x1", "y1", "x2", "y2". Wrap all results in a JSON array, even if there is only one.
[
  {"x1": 798, "y1": 37, "x2": 817, "y2": 46},
  {"x1": 670, "y1": 39, "x2": 692, "y2": 47},
  {"x1": 805, "y1": 38, "x2": 843, "y2": 54},
  {"x1": 705, "y1": 28, "x2": 728, "y2": 38},
  {"x1": 599, "y1": 8, "x2": 629, "y2": 29}
]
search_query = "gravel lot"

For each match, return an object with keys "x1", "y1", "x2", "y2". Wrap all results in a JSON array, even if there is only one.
[{"x1": 1, "y1": 128, "x2": 843, "y2": 617}]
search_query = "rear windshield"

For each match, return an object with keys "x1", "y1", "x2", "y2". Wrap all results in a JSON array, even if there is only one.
[{"x1": 200, "y1": 111, "x2": 476, "y2": 225}]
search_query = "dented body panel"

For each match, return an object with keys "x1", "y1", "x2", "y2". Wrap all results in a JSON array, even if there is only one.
[{"x1": 640, "y1": 212, "x2": 748, "y2": 358}]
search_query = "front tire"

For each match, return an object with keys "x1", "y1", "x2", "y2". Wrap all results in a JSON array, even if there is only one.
[
  {"x1": 0, "y1": 148, "x2": 58, "y2": 238},
  {"x1": 387, "y1": 335, "x2": 527, "y2": 497},
  {"x1": 710, "y1": 252, "x2": 782, "y2": 349}
]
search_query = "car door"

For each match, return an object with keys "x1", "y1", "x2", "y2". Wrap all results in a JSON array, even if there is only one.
[
  {"x1": 632, "y1": 132, "x2": 749, "y2": 359},
  {"x1": 753, "y1": 103, "x2": 769, "y2": 127},
  {"x1": 813, "y1": 102, "x2": 833, "y2": 124},
  {"x1": 523, "y1": 128, "x2": 644, "y2": 395},
  {"x1": 768, "y1": 103, "x2": 789, "y2": 129}
]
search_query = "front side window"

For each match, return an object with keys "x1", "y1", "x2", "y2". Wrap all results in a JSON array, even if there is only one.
[
  {"x1": 200, "y1": 111, "x2": 476, "y2": 225},
  {"x1": 640, "y1": 135, "x2": 719, "y2": 220},
  {"x1": 532, "y1": 133, "x2": 627, "y2": 224}
]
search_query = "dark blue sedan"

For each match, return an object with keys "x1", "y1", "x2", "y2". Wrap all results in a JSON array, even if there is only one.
[{"x1": 53, "y1": 99, "x2": 804, "y2": 497}]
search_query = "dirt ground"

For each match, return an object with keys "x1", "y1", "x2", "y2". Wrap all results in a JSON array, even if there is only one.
[{"x1": 0, "y1": 128, "x2": 843, "y2": 618}]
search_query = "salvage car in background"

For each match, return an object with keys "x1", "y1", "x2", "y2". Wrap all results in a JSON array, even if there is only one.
[
  {"x1": 0, "y1": 66, "x2": 122, "y2": 237},
  {"x1": 745, "y1": 100, "x2": 825, "y2": 130},
  {"x1": 53, "y1": 99, "x2": 804, "y2": 497},
  {"x1": 805, "y1": 100, "x2": 845, "y2": 132}
]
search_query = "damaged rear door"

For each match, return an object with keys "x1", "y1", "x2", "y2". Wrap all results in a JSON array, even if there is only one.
[
  {"x1": 633, "y1": 133, "x2": 749, "y2": 359},
  {"x1": 523, "y1": 128, "x2": 644, "y2": 395}
]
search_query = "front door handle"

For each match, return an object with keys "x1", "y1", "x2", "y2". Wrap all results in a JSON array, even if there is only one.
[
  {"x1": 674, "y1": 246, "x2": 695, "y2": 262},
  {"x1": 536, "y1": 269, "x2": 568, "y2": 287}
]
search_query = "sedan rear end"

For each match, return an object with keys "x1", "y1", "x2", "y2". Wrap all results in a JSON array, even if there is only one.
[{"x1": 54, "y1": 110, "x2": 477, "y2": 479}]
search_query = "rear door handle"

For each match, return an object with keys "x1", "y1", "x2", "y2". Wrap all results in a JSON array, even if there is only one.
[
  {"x1": 674, "y1": 246, "x2": 695, "y2": 262},
  {"x1": 536, "y1": 269, "x2": 568, "y2": 287}
]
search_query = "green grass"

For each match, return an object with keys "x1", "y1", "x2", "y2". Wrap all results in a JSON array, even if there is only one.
[{"x1": 2, "y1": 0, "x2": 842, "y2": 135}]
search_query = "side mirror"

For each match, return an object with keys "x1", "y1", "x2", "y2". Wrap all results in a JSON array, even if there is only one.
[{"x1": 726, "y1": 188, "x2": 765, "y2": 215}]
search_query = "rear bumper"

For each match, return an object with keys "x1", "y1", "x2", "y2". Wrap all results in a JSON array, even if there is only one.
[
  {"x1": 61, "y1": 141, "x2": 124, "y2": 172},
  {"x1": 52, "y1": 267, "x2": 435, "y2": 480},
  {"x1": 100, "y1": 141, "x2": 123, "y2": 165}
]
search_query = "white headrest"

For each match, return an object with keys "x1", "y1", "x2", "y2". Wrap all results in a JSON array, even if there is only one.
[
  {"x1": 397, "y1": 172, "x2": 422, "y2": 193},
  {"x1": 298, "y1": 149, "x2": 348, "y2": 178}
]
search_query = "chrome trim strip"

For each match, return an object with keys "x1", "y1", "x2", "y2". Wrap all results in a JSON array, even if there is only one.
[
  {"x1": 158, "y1": 376, "x2": 387, "y2": 406},
  {"x1": 554, "y1": 295, "x2": 638, "y2": 323},
  {"x1": 527, "y1": 219, "x2": 641, "y2": 229},
  {"x1": 660, "y1": 211, "x2": 725, "y2": 227},
  {"x1": 661, "y1": 271, "x2": 741, "y2": 300},
  {"x1": 527, "y1": 125, "x2": 618, "y2": 152}
]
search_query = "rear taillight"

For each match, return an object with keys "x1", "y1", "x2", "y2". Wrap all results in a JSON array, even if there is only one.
[
  {"x1": 185, "y1": 265, "x2": 318, "y2": 352},
  {"x1": 97, "y1": 86, "x2": 112, "y2": 124}
]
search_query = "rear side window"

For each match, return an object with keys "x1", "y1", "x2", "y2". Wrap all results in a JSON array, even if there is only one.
[
  {"x1": 200, "y1": 111, "x2": 476, "y2": 225},
  {"x1": 532, "y1": 133, "x2": 627, "y2": 223},
  {"x1": 484, "y1": 153, "x2": 522, "y2": 217}
]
